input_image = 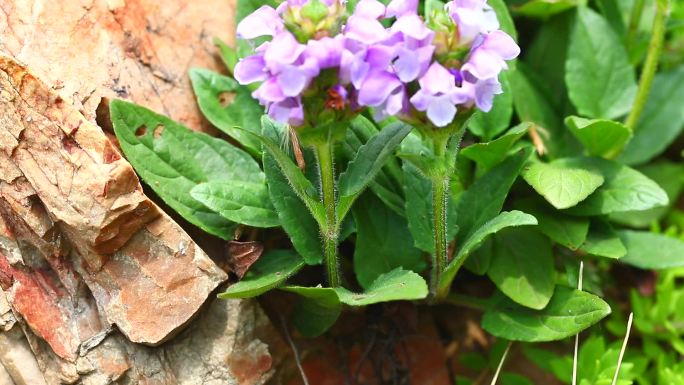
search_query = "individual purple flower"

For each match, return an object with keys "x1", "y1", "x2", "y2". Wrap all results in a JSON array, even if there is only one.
[
  {"x1": 446, "y1": 0, "x2": 499, "y2": 45},
  {"x1": 461, "y1": 30, "x2": 520, "y2": 80},
  {"x1": 460, "y1": 76, "x2": 502, "y2": 112},
  {"x1": 236, "y1": 6, "x2": 284, "y2": 39},
  {"x1": 410, "y1": 63, "x2": 470, "y2": 127}
]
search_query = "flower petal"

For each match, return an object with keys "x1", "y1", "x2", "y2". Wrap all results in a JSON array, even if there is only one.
[
  {"x1": 354, "y1": 0, "x2": 386, "y2": 19},
  {"x1": 386, "y1": 0, "x2": 419, "y2": 18},
  {"x1": 482, "y1": 30, "x2": 520, "y2": 60},
  {"x1": 426, "y1": 96, "x2": 457, "y2": 127},
  {"x1": 264, "y1": 32, "x2": 306, "y2": 67},
  {"x1": 357, "y1": 71, "x2": 402, "y2": 106},
  {"x1": 234, "y1": 55, "x2": 268, "y2": 84},
  {"x1": 237, "y1": 6, "x2": 283, "y2": 39},
  {"x1": 345, "y1": 16, "x2": 388, "y2": 44},
  {"x1": 418, "y1": 62, "x2": 456, "y2": 95}
]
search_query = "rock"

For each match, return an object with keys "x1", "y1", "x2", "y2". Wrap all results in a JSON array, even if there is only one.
[
  {"x1": 0, "y1": 56, "x2": 228, "y2": 346},
  {"x1": 0, "y1": 0, "x2": 235, "y2": 132}
]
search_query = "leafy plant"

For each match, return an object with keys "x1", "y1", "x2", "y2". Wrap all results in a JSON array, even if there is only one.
[{"x1": 110, "y1": 0, "x2": 684, "y2": 353}]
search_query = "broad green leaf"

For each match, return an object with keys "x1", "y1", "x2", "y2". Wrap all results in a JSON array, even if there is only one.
[
  {"x1": 335, "y1": 268, "x2": 429, "y2": 306},
  {"x1": 110, "y1": 99, "x2": 262, "y2": 239},
  {"x1": 522, "y1": 158, "x2": 605, "y2": 209},
  {"x1": 567, "y1": 157, "x2": 669, "y2": 215},
  {"x1": 264, "y1": 154, "x2": 324, "y2": 265},
  {"x1": 455, "y1": 148, "x2": 532, "y2": 241},
  {"x1": 515, "y1": 199, "x2": 589, "y2": 250},
  {"x1": 619, "y1": 231, "x2": 684, "y2": 269},
  {"x1": 337, "y1": 122, "x2": 412, "y2": 219},
  {"x1": 482, "y1": 286, "x2": 612, "y2": 342},
  {"x1": 565, "y1": 116, "x2": 632, "y2": 158},
  {"x1": 191, "y1": 181, "x2": 279, "y2": 228},
  {"x1": 579, "y1": 219, "x2": 626, "y2": 259},
  {"x1": 189, "y1": 68, "x2": 262, "y2": 154},
  {"x1": 352, "y1": 194, "x2": 425, "y2": 289},
  {"x1": 565, "y1": 7, "x2": 637, "y2": 119},
  {"x1": 619, "y1": 66, "x2": 684, "y2": 165},
  {"x1": 509, "y1": 64, "x2": 579, "y2": 157},
  {"x1": 219, "y1": 250, "x2": 305, "y2": 298},
  {"x1": 443, "y1": 211, "x2": 538, "y2": 291},
  {"x1": 513, "y1": 0, "x2": 579, "y2": 18},
  {"x1": 610, "y1": 162, "x2": 684, "y2": 228},
  {"x1": 468, "y1": 73, "x2": 514, "y2": 141},
  {"x1": 402, "y1": 162, "x2": 435, "y2": 252},
  {"x1": 488, "y1": 0, "x2": 518, "y2": 41},
  {"x1": 487, "y1": 228, "x2": 555, "y2": 309},
  {"x1": 249, "y1": 117, "x2": 325, "y2": 225},
  {"x1": 461, "y1": 123, "x2": 530, "y2": 170},
  {"x1": 281, "y1": 286, "x2": 341, "y2": 337},
  {"x1": 526, "y1": 12, "x2": 574, "y2": 115}
]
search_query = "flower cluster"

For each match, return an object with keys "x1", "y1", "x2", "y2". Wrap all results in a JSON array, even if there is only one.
[{"x1": 234, "y1": 0, "x2": 519, "y2": 128}]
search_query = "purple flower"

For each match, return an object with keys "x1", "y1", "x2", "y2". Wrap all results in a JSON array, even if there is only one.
[
  {"x1": 386, "y1": 0, "x2": 419, "y2": 18},
  {"x1": 461, "y1": 30, "x2": 520, "y2": 80},
  {"x1": 236, "y1": 6, "x2": 284, "y2": 39},
  {"x1": 460, "y1": 76, "x2": 502, "y2": 112},
  {"x1": 410, "y1": 63, "x2": 470, "y2": 127},
  {"x1": 446, "y1": 0, "x2": 499, "y2": 45}
]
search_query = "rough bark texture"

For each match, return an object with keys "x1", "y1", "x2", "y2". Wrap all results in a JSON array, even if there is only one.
[{"x1": 0, "y1": 2, "x2": 282, "y2": 381}]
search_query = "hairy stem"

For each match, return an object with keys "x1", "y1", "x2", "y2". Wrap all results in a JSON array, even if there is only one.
[
  {"x1": 430, "y1": 133, "x2": 450, "y2": 298},
  {"x1": 316, "y1": 140, "x2": 341, "y2": 287},
  {"x1": 625, "y1": 0, "x2": 670, "y2": 130}
]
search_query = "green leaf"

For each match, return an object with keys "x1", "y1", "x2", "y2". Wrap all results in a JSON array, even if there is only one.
[
  {"x1": 352, "y1": 193, "x2": 425, "y2": 289},
  {"x1": 219, "y1": 250, "x2": 305, "y2": 298},
  {"x1": 337, "y1": 122, "x2": 412, "y2": 219},
  {"x1": 250, "y1": 117, "x2": 325, "y2": 225},
  {"x1": 343, "y1": 116, "x2": 405, "y2": 216},
  {"x1": 619, "y1": 65, "x2": 684, "y2": 165},
  {"x1": 443, "y1": 211, "x2": 537, "y2": 290},
  {"x1": 461, "y1": 123, "x2": 530, "y2": 170},
  {"x1": 522, "y1": 158, "x2": 605, "y2": 210},
  {"x1": 281, "y1": 286, "x2": 341, "y2": 337},
  {"x1": 610, "y1": 162, "x2": 684, "y2": 228},
  {"x1": 402, "y1": 162, "x2": 436, "y2": 253},
  {"x1": 567, "y1": 157, "x2": 669, "y2": 215},
  {"x1": 513, "y1": 0, "x2": 579, "y2": 18},
  {"x1": 487, "y1": 228, "x2": 555, "y2": 309},
  {"x1": 565, "y1": 7, "x2": 637, "y2": 119},
  {"x1": 110, "y1": 99, "x2": 263, "y2": 239},
  {"x1": 455, "y1": 148, "x2": 532, "y2": 242},
  {"x1": 579, "y1": 219, "x2": 626, "y2": 259},
  {"x1": 482, "y1": 286, "x2": 612, "y2": 342},
  {"x1": 335, "y1": 268, "x2": 429, "y2": 306},
  {"x1": 468, "y1": 73, "x2": 514, "y2": 141},
  {"x1": 619, "y1": 231, "x2": 684, "y2": 269},
  {"x1": 515, "y1": 199, "x2": 589, "y2": 250},
  {"x1": 565, "y1": 116, "x2": 632, "y2": 158},
  {"x1": 264, "y1": 154, "x2": 324, "y2": 265},
  {"x1": 190, "y1": 181, "x2": 279, "y2": 228},
  {"x1": 189, "y1": 68, "x2": 263, "y2": 154},
  {"x1": 444, "y1": 211, "x2": 538, "y2": 289}
]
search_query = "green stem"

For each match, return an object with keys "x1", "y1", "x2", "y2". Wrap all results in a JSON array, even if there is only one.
[
  {"x1": 430, "y1": 133, "x2": 450, "y2": 299},
  {"x1": 625, "y1": 0, "x2": 670, "y2": 130},
  {"x1": 315, "y1": 140, "x2": 341, "y2": 287}
]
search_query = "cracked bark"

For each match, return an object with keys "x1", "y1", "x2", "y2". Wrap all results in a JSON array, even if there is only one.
[{"x1": 0, "y1": 1, "x2": 284, "y2": 384}]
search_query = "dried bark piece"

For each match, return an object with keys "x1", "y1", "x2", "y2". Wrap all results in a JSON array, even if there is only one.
[
  {"x1": 0, "y1": 0, "x2": 235, "y2": 132},
  {"x1": 0, "y1": 55, "x2": 228, "y2": 346}
]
